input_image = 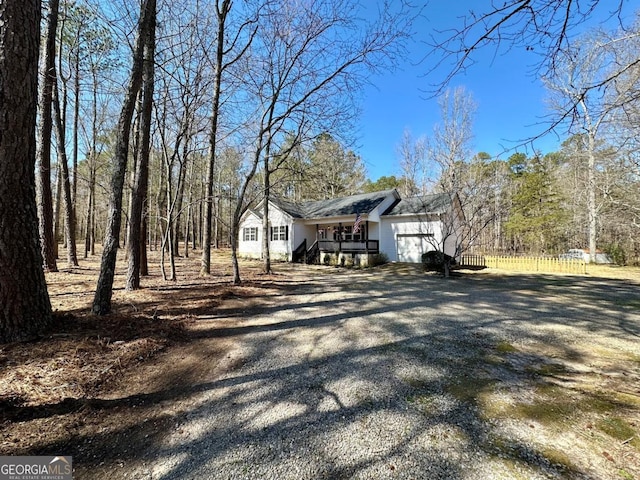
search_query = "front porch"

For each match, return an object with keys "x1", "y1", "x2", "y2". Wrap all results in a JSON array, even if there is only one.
[
  {"x1": 292, "y1": 238, "x2": 380, "y2": 265},
  {"x1": 293, "y1": 222, "x2": 380, "y2": 265},
  {"x1": 317, "y1": 239, "x2": 379, "y2": 254}
]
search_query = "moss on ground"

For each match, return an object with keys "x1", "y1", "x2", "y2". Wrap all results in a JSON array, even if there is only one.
[{"x1": 597, "y1": 417, "x2": 640, "y2": 450}]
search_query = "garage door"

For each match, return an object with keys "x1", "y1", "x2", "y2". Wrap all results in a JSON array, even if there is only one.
[{"x1": 396, "y1": 234, "x2": 434, "y2": 263}]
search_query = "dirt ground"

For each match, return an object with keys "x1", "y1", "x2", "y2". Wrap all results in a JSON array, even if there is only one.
[
  {"x1": 1, "y1": 248, "x2": 639, "y2": 479},
  {"x1": 0, "y1": 249, "x2": 279, "y2": 460}
]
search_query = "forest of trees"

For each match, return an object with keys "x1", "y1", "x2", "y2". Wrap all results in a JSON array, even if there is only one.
[
  {"x1": 1, "y1": 0, "x2": 639, "y2": 342},
  {"x1": 395, "y1": 89, "x2": 640, "y2": 263}
]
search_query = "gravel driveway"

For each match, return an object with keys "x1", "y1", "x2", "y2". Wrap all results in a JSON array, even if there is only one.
[{"x1": 127, "y1": 263, "x2": 640, "y2": 480}]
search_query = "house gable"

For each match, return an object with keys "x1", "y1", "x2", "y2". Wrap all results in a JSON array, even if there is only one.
[{"x1": 238, "y1": 199, "x2": 305, "y2": 261}]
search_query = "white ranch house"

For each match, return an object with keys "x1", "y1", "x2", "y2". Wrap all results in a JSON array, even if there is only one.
[{"x1": 238, "y1": 189, "x2": 463, "y2": 266}]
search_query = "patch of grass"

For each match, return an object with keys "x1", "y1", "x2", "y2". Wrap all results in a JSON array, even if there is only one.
[
  {"x1": 541, "y1": 447, "x2": 576, "y2": 470},
  {"x1": 627, "y1": 353, "x2": 640, "y2": 364},
  {"x1": 446, "y1": 376, "x2": 495, "y2": 404},
  {"x1": 513, "y1": 399, "x2": 575, "y2": 424},
  {"x1": 402, "y1": 376, "x2": 431, "y2": 389},
  {"x1": 479, "y1": 396, "x2": 512, "y2": 419},
  {"x1": 614, "y1": 392, "x2": 640, "y2": 408},
  {"x1": 483, "y1": 354, "x2": 509, "y2": 369},
  {"x1": 581, "y1": 393, "x2": 618, "y2": 414},
  {"x1": 527, "y1": 363, "x2": 568, "y2": 376},
  {"x1": 488, "y1": 435, "x2": 578, "y2": 477},
  {"x1": 597, "y1": 417, "x2": 640, "y2": 450},
  {"x1": 505, "y1": 385, "x2": 620, "y2": 424},
  {"x1": 406, "y1": 393, "x2": 435, "y2": 414},
  {"x1": 496, "y1": 341, "x2": 518, "y2": 354},
  {"x1": 619, "y1": 469, "x2": 635, "y2": 480}
]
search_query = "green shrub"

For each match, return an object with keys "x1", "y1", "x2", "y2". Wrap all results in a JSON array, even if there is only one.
[{"x1": 604, "y1": 244, "x2": 627, "y2": 266}]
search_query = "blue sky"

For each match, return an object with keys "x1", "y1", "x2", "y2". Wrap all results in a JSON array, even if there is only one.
[{"x1": 355, "y1": 1, "x2": 627, "y2": 181}]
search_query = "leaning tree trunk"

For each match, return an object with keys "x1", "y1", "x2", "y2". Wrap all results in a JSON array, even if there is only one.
[
  {"x1": 92, "y1": 0, "x2": 155, "y2": 314},
  {"x1": 0, "y1": 0, "x2": 53, "y2": 343},
  {"x1": 36, "y1": 0, "x2": 59, "y2": 272},
  {"x1": 126, "y1": 11, "x2": 155, "y2": 291}
]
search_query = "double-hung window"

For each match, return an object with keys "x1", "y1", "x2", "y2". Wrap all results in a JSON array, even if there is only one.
[
  {"x1": 270, "y1": 225, "x2": 288, "y2": 241},
  {"x1": 243, "y1": 227, "x2": 258, "y2": 242}
]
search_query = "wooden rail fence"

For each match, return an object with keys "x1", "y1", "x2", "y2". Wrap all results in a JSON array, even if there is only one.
[
  {"x1": 485, "y1": 256, "x2": 587, "y2": 275},
  {"x1": 459, "y1": 255, "x2": 486, "y2": 268}
]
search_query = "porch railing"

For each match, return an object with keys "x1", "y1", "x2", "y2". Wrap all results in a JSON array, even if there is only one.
[
  {"x1": 317, "y1": 239, "x2": 379, "y2": 254},
  {"x1": 292, "y1": 239, "x2": 307, "y2": 263}
]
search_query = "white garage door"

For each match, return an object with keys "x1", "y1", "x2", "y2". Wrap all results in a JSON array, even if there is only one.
[{"x1": 396, "y1": 234, "x2": 434, "y2": 263}]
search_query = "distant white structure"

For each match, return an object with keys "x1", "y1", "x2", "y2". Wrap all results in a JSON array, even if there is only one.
[{"x1": 559, "y1": 248, "x2": 612, "y2": 264}]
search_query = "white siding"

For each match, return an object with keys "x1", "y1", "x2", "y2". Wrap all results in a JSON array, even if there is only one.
[
  {"x1": 293, "y1": 223, "x2": 316, "y2": 250},
  {"x1": 266, "y1": 207, "x2": 292, "y2": 260},
  {"x1": 238, "y1": 213, "x2": 263, "y2": 259},
  {"x1": 380, "y1": 216, "x2": 451, "y2": 263}
]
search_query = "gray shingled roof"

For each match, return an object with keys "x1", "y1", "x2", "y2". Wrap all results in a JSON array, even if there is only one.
[
  {"x1": 271, "y1": 189, "x2": 397, "y2": 219},
  {"x1": 269, "y1": 198, "x2": 307, "y2": 218},
  {"x1": 382, "y1": 193, "x2": 452, "y2": 216}
]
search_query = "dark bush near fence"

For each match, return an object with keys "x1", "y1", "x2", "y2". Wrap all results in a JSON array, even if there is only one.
[{"x1": 422, "y1": 251, "x2": 456, "y2": 271}]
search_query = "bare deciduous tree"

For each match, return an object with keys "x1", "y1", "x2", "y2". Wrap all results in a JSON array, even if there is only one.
[
  {"x1": 397, "y1": 128, "x2": 427, "y2": 196},
  {"x1": 200, "y1": 0, "x2": 259, "y2": 276},
  {"x1": 423, "y1": 87, "x2": 500, "y2": 274},
  {"x1": 229, "y1": 0, "x2": 416, "y2": 283},
  {"x1": 429, "y1": 1, "x2": 637, "y2": 137},
  {"x1": 544, "y1": 32, "x2": 628, "y2": 260},
  {"x1": 126, "y1": 0, "x2": 156, "y2": 290},
  {"x1": 92, "y1": 0, "x2": 156, "y2": 315}
]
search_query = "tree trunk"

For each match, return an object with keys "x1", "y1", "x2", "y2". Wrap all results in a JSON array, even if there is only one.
[
  {"x1": 232, "y1": 126, "x2": 264, "y2": 285},
  {"x1": 587, "y1": 133, "x2": 597, "y2": 262},
  {"x1": 126, "y1": 12, "x2": 155, "y2": 291},
  {"x1": 92, "y1": 0, "x2": 155, "y2": 314},
  {"x1": 85, "y1": 69, "x2": 99, "y2": 258},
  {"x1": 53, "y1": 165, "x2": 62, "y2": 258},
  {"x1": 200, "y1": 0, "x2": 231, "y2": 275},
  {"x1": 72, "y1": 45, "x2": 80, "y2": 210},
  {"x1": 140, "y1": 212, "x2": 149, "y2": 276},
  {"x1": 173, "y1": 156, "x2": 188, "y2": 255},
  {"x1": 0, "y1": 0, "x2": 53, "y2": 343},
  {"x1": 162, "y1": 156, "x2": 177, "y2": 281},
  {"x1": 52, "y1": 83, "x2": 79, "y2": 267},
  {"x1": 36, "y1": 0, "x2": 59, "y2": 273},
  {"x1": 184, "y1": 158, "x2": 196, "y2": 258},
  {"x1": 262, "y1": 138, "x2": 273, "y2": 274},
  {"x1": 84, "y1": 171, "x2": 94, "y2": 258}
]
